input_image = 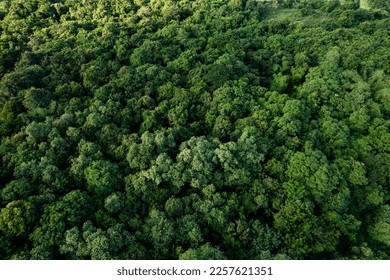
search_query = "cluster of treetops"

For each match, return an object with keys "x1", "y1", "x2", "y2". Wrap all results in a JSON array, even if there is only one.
[{"x1": 0, "y1": 0, "x2": 389, "y2": 260}]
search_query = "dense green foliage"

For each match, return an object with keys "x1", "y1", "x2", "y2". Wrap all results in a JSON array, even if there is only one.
[{"x1": 0, "y1": 0, "x2": 389, "y2": 260}]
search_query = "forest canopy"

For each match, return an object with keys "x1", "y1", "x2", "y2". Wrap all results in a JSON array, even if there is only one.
[{"x1": 0, "y1": 0, "x2": 389, "y2": 260}]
